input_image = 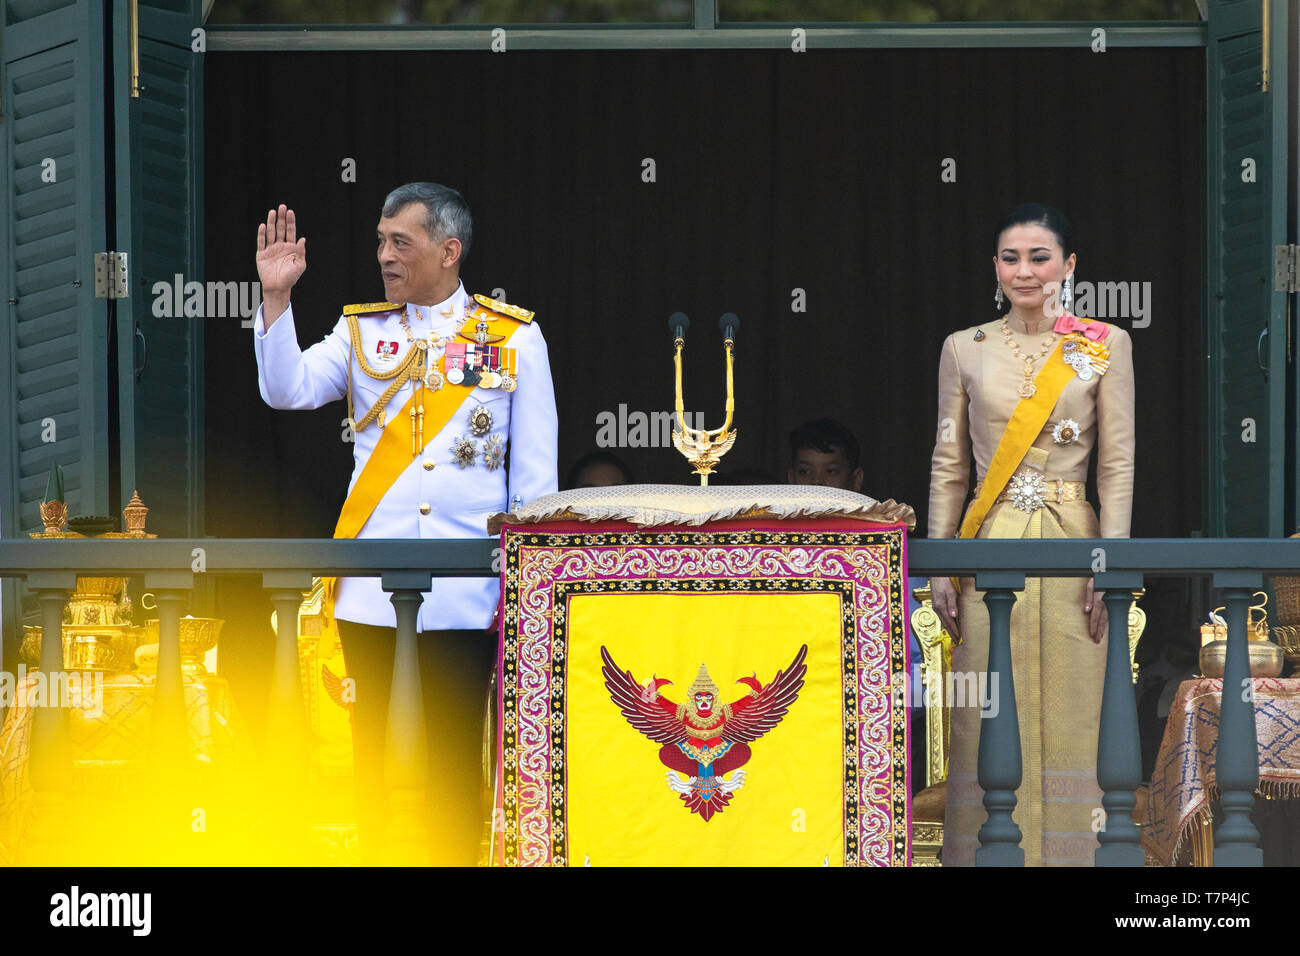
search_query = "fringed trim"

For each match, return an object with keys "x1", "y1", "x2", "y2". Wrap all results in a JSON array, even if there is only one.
[
  {"x1": 1256, "y1": 777, "x2": 1300, "y2": 799},
  {"x1": 1163, "y1": 798, "x2": 1213, "y2": 867},
  {"x1": 1157, "y1": 775, "x2": 1300, "y2": 865},
  {"x1": 1203, "y1": 777, "x2": 1300, "y2": 801}
]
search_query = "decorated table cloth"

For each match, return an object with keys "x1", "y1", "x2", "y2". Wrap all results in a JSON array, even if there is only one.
[
  {"x1": 1144, "y1": 677, "x2": 1300, "y2": 865},
  {"x1": 490, "y1": 485, "x2": 915, "y2": 867}
]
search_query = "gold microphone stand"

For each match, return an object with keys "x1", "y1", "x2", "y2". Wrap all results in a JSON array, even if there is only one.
[{"x1": 670, "y1": 312, "x2": 739, "y2": 486}]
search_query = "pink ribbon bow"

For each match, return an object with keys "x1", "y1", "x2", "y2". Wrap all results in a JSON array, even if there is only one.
[{"x1": 1053, "y1": 313, "x2": 1110, "y2": 342}]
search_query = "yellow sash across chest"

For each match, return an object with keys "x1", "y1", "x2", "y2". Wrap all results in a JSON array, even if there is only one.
[
  {"x1": 322, "y1": 311, "x2": 523, "y2": 622},
  {"x1": 958, "y1": 338, "x2": 1075, "y2": 540}
]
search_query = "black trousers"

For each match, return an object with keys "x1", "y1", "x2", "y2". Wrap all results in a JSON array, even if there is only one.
[{"x1": 336, "y1": 620, "x2": 496, "y2": 865}]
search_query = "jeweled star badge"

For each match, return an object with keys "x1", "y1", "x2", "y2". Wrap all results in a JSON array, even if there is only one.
[
  {"x1": 482, "y1": 434, "x2": 505, "y2": 471},
  {"x1": 1052, "y1": 418, "x2": 1080, "y2": 445},
  {"x1": 468, "y1": 405, "x2": 494, "y2": 437},
  {"x1": 451, "y1": 436, "x2": 477, "y2": 469},
  {"x1": 1007, "y1": 469, "x2": 1048, "y2": 513}
]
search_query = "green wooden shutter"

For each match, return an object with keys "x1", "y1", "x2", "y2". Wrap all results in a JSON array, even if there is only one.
[
  {"x1": 0, "y1": 0, "x2": 113, "y2": 639},
  {"x1": 1204, "y1": 0, "x2": 1290, "y2": 537},
  {"x1": 112, "y1": 0, "x2": 204, "y2": 538}
]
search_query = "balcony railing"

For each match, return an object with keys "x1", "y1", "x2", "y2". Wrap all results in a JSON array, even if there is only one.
[{"x1": 1, "y1": 535, "x2": 1297, "y2": 866}]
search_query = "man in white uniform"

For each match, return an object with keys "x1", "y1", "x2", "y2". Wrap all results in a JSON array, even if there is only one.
[{"x1": 252, "y1": 183, "x2": 557, "y2": 863}]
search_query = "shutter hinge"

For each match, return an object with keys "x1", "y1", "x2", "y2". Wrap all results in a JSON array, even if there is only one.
[
  {"x1": 1275, "y1": 244, "x2": 1300, "y2": 293},
  {"x1": 93, "y1": 252, "x2": 129, "y2": 299}
]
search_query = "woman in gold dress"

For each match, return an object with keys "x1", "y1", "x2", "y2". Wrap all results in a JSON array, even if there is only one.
[{"x1": 927, "y1": 204, "x2": 1135, "y2": 866}]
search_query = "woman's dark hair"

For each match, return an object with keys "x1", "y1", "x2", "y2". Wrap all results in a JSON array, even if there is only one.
[{"x1": 993, "y1": 203, "x2": 1074, "y2": 259}]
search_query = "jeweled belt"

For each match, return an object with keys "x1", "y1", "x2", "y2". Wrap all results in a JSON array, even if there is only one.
[{"x1": 974, "y1": 472, "x2": 1087, "y2": 514}]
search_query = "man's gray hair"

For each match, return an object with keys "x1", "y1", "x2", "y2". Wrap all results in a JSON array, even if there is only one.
[{"x1": 381, "y1": 182, "x2": 473, "y2": 260}]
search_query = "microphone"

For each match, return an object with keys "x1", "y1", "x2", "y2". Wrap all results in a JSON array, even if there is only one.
[
  {"x1": 718, "y1": 312, "x2": 740, "y2": 343},
  {"x1": 669, "y1": 312, "x2": 690, "y2": 341}
]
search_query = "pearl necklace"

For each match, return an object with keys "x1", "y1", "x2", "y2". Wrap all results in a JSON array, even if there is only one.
[{"x1": 1001, "y1": 319, "x2": 1058, "y2": 399}]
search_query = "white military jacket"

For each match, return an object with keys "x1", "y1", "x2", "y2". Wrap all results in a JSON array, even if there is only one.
[{"x1": 253, "y1": 281, "x2": 558, "y2": 630}]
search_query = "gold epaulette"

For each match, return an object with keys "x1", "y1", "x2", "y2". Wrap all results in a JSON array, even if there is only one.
[
  {"x1": 343, "y1": 301, "x2": 403, "y2": 316},
  {"x1": 472, "y1": 293, "x2": 534, "y2": 323}
]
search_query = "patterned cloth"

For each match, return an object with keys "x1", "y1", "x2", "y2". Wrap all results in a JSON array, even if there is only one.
[
  {"x1": 493, "y1": 518, "x2": 912, "y2": 866},
  {"x1": 1144, "y1": 677, "x2": 1300, "y2": 865}
]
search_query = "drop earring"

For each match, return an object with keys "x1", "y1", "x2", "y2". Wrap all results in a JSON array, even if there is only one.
[
  {"x1": 1062, "y1": 273, "x2": 1074, "y2": 314},
  {"x1": 994, "y1": 273, "x2": 1004, "y2": 310}
]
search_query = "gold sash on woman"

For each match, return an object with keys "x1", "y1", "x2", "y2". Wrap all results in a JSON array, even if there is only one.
[{"x1": 959, "y1": 339, "x2": 1075, "y2": 540}]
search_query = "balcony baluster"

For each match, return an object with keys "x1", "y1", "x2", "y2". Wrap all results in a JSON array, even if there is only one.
[
  {"x1": 1213, "y1": 576, "x2": 1264, "y2": 866},
  {"x1": 1095, "y1": 574, "x2": 1146, "y2": 865},
  {"x1": 975, "y1": 572, "x2": 1024, "y2": 867}
]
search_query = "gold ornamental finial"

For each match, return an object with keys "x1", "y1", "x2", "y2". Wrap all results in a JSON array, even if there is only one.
[
  {"x1": 123, "y1": 490, "x2": 149, "y2": 536},
  {"x1": 39, "y1": 499, "x2": 68, "y2": 534},
  {"x1": 689, "y1": 663, "x2": 719, "y2": 698}
]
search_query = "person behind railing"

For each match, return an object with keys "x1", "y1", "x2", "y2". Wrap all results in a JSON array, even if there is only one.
[
  {"x1": 251, "y1": 184, "x2": 558, "y2": 864},
  {"x1": 786, "y1": 417, "x2": 865, "y2": 492},
  {"x1": 927, "y1": 204, "x2": 1135, "y2": 866},
  {"x1": 564, "y1": 450, "x2": 634, "y2": 490}
]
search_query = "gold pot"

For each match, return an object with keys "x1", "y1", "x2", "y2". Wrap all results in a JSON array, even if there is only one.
[
  {"x1": 20, "y1": 624, "x2": 141, "y2": 673},
  {"x1": 72, "y1": 577, "x2": 125, "y2": 599},
  {"x1": 141, "y1": 616, "x2": 223, "y2": 675},
  {"x1": 1199, "y1": 639, "x2": 1284, "y2": 679}
]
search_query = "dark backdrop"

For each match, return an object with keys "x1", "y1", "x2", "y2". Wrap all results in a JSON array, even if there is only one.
[
  {"x1": 203, "y1": 47, "x2": 1206, "y2": 730},
  {"x1": 204, "y1": 46, "x2": 1204, "y2": 539}
]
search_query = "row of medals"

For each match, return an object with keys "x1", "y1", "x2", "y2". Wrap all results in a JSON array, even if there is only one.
[
  {"x1": 423, "y1": 307, "x2": 506, "y2": 465},
  {"x1": 410, "y1": 304, "x2": 516, "y2": 393}
]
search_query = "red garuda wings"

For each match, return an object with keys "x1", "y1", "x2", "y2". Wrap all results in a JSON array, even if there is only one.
[{"x1": 601, "y1": 644, "x2": 808, "y2": 820}]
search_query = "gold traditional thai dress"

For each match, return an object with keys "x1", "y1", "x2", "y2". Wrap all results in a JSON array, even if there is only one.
[{"x1": 928, "y1": 314, "x2": 1134, "y2": 866}]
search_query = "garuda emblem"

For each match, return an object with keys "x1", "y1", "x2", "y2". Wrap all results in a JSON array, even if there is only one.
[{"x1": 600, "y1": 644, "x2": 808, "y2": 821}]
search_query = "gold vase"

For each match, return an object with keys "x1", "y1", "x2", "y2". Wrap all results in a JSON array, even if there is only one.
[
  {"x1": 21, "y1": 624, "x2": 141, "y2": 674},
  {"x1": 141, "y1": 616, "x2": 223, "y2": 675}
]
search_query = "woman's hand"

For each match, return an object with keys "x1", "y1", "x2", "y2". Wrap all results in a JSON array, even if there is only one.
[
  {"x1": 1085, "y1": 579, "x2": 1108, "y2": 644},
  {"x1": 930, "y1": 576, "x2": 961, "y2": 643}
]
